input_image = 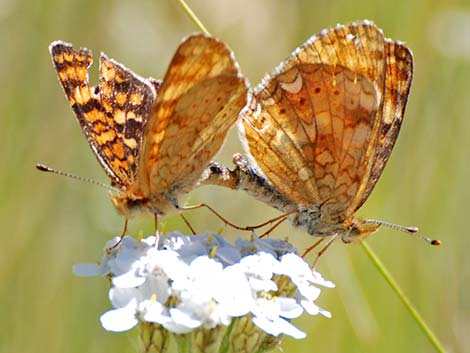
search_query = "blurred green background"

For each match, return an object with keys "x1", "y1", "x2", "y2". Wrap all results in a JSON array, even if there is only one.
[{"x1": 1, "y1": 0, "x2": 469, "y2": 352}]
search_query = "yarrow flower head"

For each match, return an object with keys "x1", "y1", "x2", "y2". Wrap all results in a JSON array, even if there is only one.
[{"x1": 73, "y1": 232, "x2": 334, "y2": 353}]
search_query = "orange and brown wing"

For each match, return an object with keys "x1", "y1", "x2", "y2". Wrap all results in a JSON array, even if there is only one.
[
  {"x1": 241, "y1": 21, "x2": 391, "y2": 216},
  {"x1": 50, "y1": 41, "x2": 158, "y2": 188},
  {"x1": 138, "y1": 34, "x2": 248, "y2": 197},
  {"x1": 348, "y1": 40, "x2": 413, "y2": 215}
]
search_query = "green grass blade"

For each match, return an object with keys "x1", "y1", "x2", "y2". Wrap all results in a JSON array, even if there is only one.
[
  {"x1": 360, "y1": 241, "x2": 446, "y2": 353},
  {"x1": 175, "y1": 0, "x2": 211, "y2": 36}
]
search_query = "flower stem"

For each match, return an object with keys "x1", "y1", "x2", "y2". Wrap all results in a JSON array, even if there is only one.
[
  {"x1": 219, "y1": 319, "x2": 235, "y2": 353},
  {"x1": 174, "y1": 334, "x2": 192, "y2": 353},
  {"x1": 175, "y1": 0, "x2": 211, "y2": 36},
  {"x1": 360, "y1": 241, "x2": 446, "y2": 353}
]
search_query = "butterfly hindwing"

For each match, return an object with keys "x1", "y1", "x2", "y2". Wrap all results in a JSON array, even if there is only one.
[
  {"x1": 241, "y1": 21, "x2": 392, "y2": 217},
  {"x1": 139, "y1": 34, "x2": 248, "y2": 197}
]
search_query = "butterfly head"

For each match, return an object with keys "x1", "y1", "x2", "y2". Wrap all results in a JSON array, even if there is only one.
[
  {"x1": 110, "y1": 190, "x2": 177, "y2": 219},
  {"x1": 111, "y1": 192, "x2": 149, "y2": 218},
  {"x1": 341, "y1": 218, "x2": 381, "y2": 243}
]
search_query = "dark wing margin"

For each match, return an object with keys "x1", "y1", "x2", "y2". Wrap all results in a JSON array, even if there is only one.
[
  {"x1": 49, "y1": 40, "x2": 158, "y2": 188},
  {"x1": 353, "y1": 40, "x2": 413, "y2": 212}
]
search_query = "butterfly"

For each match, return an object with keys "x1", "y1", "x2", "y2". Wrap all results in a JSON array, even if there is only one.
[
  {"x1": 48, "y1": 34, "x2": 248, "y2": 224},
  {"x1": 204, "y1": 21, "x2": 438, "y2": 247}
]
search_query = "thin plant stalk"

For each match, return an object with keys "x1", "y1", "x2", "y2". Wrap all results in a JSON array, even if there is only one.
[
  {"x1": 360, "y1": 241, "x2": 446, "y2": 353},
  {"x1": 175, "y1": 0, "x2": 211, "y2": 36}
]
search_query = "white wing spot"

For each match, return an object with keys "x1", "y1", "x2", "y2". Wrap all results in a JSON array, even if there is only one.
[{"x1": 280, "y1": 73, "x2": 303, "y2": 94}]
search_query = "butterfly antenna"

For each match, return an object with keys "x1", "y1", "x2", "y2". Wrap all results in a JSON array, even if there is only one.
[
  {"x1": 364, "y1": 219, "x2": 441, "y2": 246},
  {"x1": 36, "y1": 163, "x2": 120, "y2": 193}
]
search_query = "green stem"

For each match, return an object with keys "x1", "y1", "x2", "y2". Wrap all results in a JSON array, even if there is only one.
[
  {"x1": 174, "y1": 334, "x2": 192, "y2": 353},
  {"x1": 360, "y1": 241, "x2": 446, "y2": 353},
  {"x1": 219, "y1": 319, "x2": 235, "y2": 353},
  {"x1": 175, "y1": 0, "x2": 211, "y2": 36}
]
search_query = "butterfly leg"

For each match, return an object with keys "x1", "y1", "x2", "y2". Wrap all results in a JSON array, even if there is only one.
[
  {"x1": 301, "y1": 238, "x2": 325, "y2": 258},
  {"x1": 154, "y1": 214, "x2": 160, "y2": 247},
  {"x1": 180, "y1": 203, "x2": 247, "y2": 230},
  {"x1": 180, "y1": 213, "x2": 196, "y2": 235},
  {"x1": 181, "y1": 203, "x2": 296, "y2": 233},
  {"x1": 259, "y1": 214, "x2": 290, "y2": 238},
  {"x1": 106, "y1": 218, "x2": 129, "y2": 251},
  {"x1": 121, "y1": 218, "x2": 129, "y2": 238},
  {"x1": 248, "y1": 210, "x2": 297, "y2": 231},
  {"x1": 311, "y1": 234, "x2": 338, "y2": 269}
]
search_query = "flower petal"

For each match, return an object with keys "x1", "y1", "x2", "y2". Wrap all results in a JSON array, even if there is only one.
[{"x1": 100, "y1": 300, "x2": 138, "y2": 332}]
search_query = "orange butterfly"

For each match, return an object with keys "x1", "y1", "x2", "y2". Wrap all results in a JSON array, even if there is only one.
[
  {"x1": 204, "y1": 21, "x2": 439, "y2": 249},
  {"x1": 47, "y1": 34, "x2": 247, "y2": 226}
]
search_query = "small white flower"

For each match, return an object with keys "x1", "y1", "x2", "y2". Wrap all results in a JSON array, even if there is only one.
[
  {"x1": 75, "y1": 232, "x2": 334, "y2": 345},
  {"x1": 213, "y1": 265, "x2": 253, "y2": 317},
  {"x1": 252, "y1": 315, "x2": 306, "y2": 339},
  {"x1": 239, "y1": 252, "x2": 279, "y2": 292},
  {"x1": 72, "y1": 263, "x2": 103, "y2": 277},
  {"x1": 100, "y1": 298, "x2": 138, "y2": 332}
]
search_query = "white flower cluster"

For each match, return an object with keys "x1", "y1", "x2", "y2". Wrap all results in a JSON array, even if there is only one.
[{"x1": 73, "y1": 232, "x2": 334, "y2": 339}]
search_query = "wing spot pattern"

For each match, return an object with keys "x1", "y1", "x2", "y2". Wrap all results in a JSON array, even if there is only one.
[{"x1": 239, "y1": 21, "x2": 413, "y2": 237}]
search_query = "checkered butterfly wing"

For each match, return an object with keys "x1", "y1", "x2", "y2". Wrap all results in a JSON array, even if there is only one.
[
  {"x1": 50, "y1": 41, "x2": 160, "y2": 188},
  {"x1": 138, "y1": 34, "x2": 248, "y2": 197},
  {"x1": 240, "y1": 21, "x2": 412, "y2": 219}
]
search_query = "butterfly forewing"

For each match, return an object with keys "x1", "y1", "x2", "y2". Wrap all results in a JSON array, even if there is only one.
[
  {"x1": 139, "y1": 34, "x2": 248, "y2": 196},
  {"x1": 50, "y1": 41, "x2": 157, "y2": 188},
  {"x1": 241, "y1": 22, "x2": 396, "y2": 217}
]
